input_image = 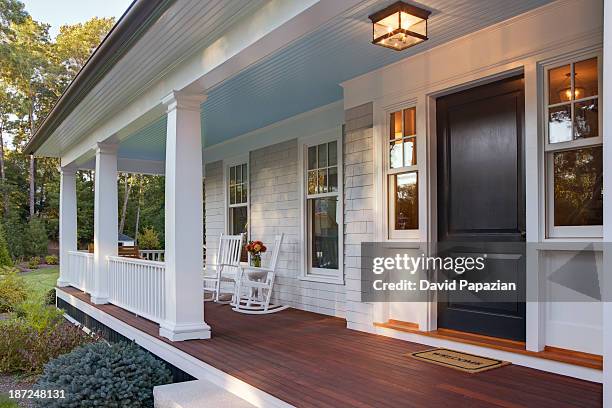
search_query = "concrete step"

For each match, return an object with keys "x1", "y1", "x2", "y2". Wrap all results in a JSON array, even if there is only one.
[{"x1": 154, "y1": 379, "x2": 255, "y2": 408}]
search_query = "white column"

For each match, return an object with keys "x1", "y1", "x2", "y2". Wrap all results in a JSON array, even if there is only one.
[
  {"x1": 159, "y1": 90, "x2": 210, "y2": 341},
  {"x1": 90, "y1": 142, "x2": 118, "y2": 304},
  {"x1": 604, "y1": 1, "x2": 612, "y2": 405},
  {"x1": 57, "y1": 165, "x2": 78, "y2": 287}
]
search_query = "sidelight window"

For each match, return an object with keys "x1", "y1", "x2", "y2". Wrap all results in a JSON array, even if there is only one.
[{"x1": 545, "y1": 56, "x2": 602, "y2": 237}]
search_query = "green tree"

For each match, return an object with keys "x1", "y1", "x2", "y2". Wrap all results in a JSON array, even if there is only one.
[
  {"x1": 138, "y1": 227, "x2": 160, "y2": 250},
  {"x1": 0, "y1": 220, "x2": 12, "y2": 265},
  {"x1": 25, "y1": 217, "x2": 47, "y2": 257}
]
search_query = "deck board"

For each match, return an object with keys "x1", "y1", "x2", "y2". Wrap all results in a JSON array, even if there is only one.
[{"x1": 58, "y1": 287, "x2": 602, "y2": 408}]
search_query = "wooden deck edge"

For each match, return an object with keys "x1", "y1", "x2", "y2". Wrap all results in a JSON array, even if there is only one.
[
  {"x1": 374, "y1": 321, "x2": 603, "y2": 370},
  {"x1": 55, "y1": 288, "x2": 294, "y2": 408}
]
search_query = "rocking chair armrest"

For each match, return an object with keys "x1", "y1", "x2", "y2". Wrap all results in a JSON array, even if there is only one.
[{"x1": 239, "y1": 265, "x2": 274, "y2": 273}]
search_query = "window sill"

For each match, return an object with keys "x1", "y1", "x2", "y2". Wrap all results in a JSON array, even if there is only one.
[
  {"x1": 299, "y1": 274, "x2": 345, "y2": 285},
  {"x1": 535, "y1": 239, "x2": 603, "y2": 252}
]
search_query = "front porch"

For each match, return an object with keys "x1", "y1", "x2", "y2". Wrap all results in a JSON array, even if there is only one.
[{"x1": 57, "y1": 286, "x2": 602, "y2": 408}]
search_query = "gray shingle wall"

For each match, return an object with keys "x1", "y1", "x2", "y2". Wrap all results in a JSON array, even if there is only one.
[{"x1": 343, "y1": 102, "x2": 375, "y2": 332}]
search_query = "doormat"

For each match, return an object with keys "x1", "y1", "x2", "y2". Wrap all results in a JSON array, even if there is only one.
[{"x1": 408, "y1": 348, "x2": 510, "y2": 373}]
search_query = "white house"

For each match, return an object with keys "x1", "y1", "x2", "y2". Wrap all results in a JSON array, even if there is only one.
[{"x1": 27, "y1": 0, "x2": 611, "y2": 406}]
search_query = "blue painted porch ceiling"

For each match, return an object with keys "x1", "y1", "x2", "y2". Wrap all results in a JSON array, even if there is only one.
[{"x1": 119, "y1": 0, "x2": 553, "y2": 159}]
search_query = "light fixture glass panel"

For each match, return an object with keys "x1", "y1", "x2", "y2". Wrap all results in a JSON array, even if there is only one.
[
  {"x1": 548, "y1": 105, "x2": 572, "y2": 143},
  {"x1": 373, "y1": 13, "x2": 400, "y2": 39}
]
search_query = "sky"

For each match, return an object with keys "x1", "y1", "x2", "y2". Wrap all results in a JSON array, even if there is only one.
[{"x1": 21, "y1": 0, "x2": 134, "y2": 38}]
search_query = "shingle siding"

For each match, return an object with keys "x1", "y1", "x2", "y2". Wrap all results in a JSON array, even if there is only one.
[{"x1": 343, "y1": 102, "x2": 375, "y2": 332}]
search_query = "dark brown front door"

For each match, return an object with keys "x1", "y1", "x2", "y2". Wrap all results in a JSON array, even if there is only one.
[{"x1": 436, "y1": 75, "x2": 526, "y2": 341}]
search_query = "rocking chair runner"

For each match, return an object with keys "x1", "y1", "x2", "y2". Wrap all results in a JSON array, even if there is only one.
[
  {"x1": 233, "y1": 234, "x2": 288, "y2": 314},
  {"x1": 202, "y1": 233, "x2": 244, "y2": 303}
]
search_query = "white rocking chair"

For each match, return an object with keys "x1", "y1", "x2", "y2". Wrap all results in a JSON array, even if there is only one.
[
  {"x1": 233, "y1": 234, "x2": 288, "y2": 314},
  {"x1": 203, "y1": 233, "x2": 244, "y2": 303}
]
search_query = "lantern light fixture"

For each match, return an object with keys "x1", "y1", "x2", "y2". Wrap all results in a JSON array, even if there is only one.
[{"x1": 368, "y1": 1, "x2": 431, "y2": 51}]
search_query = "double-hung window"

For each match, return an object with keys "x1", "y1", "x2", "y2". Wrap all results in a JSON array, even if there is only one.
[
  {"x1": 303, "y1": 139, "x2": 342, "y2": 282},
  {"x1": 545, "y1": 56, "x2": 602, "y2": 238},
  {"x1": 387, "y1": 106, "x2": 419, "y2": 239},
  {"x1": 228, "y1": 163, "x2": 248, "y2": 237}
]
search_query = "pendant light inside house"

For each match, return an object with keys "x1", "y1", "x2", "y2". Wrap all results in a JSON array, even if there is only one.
[{"x1": 369, "y1": 1, "x2": 431, "y2": 51}]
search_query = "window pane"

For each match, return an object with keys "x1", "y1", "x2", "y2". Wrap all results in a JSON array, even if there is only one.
[
  {"x1": 390, "y1": 140, "x2": 402, "y2": 169},
  {"x1": 241, "y1": 182, "x2": 248, "y2": 203},
  {"x1": 574, "y1": 58, "x2": 598, "y2": 100},
  {"x1": 394, "y1": 172, "x2": 418, "y2": 230},
  {"x1": 328, "y1": 166, "x2": 338, "y2": 192},
  {"x1": 308, "y1": 170, "x2": 317, "y2": 194},
  {"x1": 310, "y1": 197, "x2": 338, "y2": 270},
  {"x1": 242, "y1": 164, "x2": 248, "y2": 183},
  {"x1": 236, "y1": 184, "x2": 243, "y2": 204},
  {"x1": 553, "y1": 147, "x2": 603, "y2": 226},
  {"x1": 390, "y1": 111, "x2": 402, "y2": 140},
  {"x1": 318, "y1": 169, "x2": 328, "y2": 194},
  {"x1": 318, "y1": 143, "x2": 328, "y2": 168},
  {"x1": 548, "y1": 104, "x2": 572, "y2": 143},
  {"x1": 235, "y1": 165, "x2": 242, "y2": 183},
  {"x1": 230, "y1": 166, "x2": 236, "y2": 185},
  {"x1": 574, "y1": 99, "x2": 598, "y2": 140},
  {"x1": 328, "y1": 141, "x2": 337, "y2": 166},
  {"x1": 308, "y1": 146, "x2": 317, "y2": 170},
  {"x1": 403, "y1": 107, "x2": 416, "y2": 136},
  {"x1": 230, "y1": 206, "x2": 248, "y2": 235},
  {"x1": 403, "y1": 137, "x2": 417, "y2": 167},
  {"x1": 548, "y1": 64, "x2": 571, "y2": 104},
  {"x1": 229, "y1": 185, "x2": 236, "y2": 205}
]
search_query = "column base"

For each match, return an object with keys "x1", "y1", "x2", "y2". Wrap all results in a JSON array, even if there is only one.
[
  {"x1": 56, "y1": 278, "x2": 71, "y2": 288},
  {"x1": 159, "y1": 321, "x2": 211, "y2": 341},
  {"x1": 90, "y1": 294, "x2": 109, "y2": 304}
]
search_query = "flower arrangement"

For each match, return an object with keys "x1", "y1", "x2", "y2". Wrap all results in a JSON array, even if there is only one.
[{"x1": 245, "y1": 240, "x2": 267, "y2": 267}]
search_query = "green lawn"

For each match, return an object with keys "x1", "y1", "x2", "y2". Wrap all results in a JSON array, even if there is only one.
[
  {"x1": 0, "y1": 394, "x2": 18, "y2": 408},
  {"x1": 21, "y1": 267, "x2": 59, "y2": 299}
]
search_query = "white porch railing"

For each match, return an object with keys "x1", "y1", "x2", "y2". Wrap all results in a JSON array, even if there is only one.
[
  {"x1": 139, "y1": 249, "x2": 165, "y2": 262},
  {"x1": 66, "y1": 251, "x2": 94, "y2": 293},
  {"x1": 107, "y1": 256, "x2": 165, "y2": 323}
]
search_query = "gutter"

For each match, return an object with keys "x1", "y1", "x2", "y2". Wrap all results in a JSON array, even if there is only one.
[{"x1": 24, "y1": 0, "x2": 175, "y2": 155}]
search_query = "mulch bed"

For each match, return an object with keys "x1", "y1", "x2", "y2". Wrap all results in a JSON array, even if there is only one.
[{"x1": 0, "y1": 375, "x2": 36, "y2": 408}]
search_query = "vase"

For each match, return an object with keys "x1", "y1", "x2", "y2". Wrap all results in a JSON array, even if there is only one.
[{"x1": 251, "y1": 255, "x2": 261, "y2": 267}]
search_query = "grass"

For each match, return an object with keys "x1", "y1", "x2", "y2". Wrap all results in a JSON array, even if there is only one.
[
  {"x1": 21, "y1": 267, "x2": 59, "y2": 299},
  {"x1": 0, "y1": 394, "x2": 18, "y2": 408}
]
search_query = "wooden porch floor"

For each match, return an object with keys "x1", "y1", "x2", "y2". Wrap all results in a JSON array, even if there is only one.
[{"x1": 59, "y1": 287, "x2": 602, "y2": 408}]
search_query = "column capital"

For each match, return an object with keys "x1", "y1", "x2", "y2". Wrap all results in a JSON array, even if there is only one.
[
  {"x1": 94, "y1": 141, "x2": 119, "y2": 155},
  {"x1": 58, "y1": 164, "x2": 78, "y2": 176},
  {"x1": 162, "y1": 90, "x2": 207, "y2": 113}
]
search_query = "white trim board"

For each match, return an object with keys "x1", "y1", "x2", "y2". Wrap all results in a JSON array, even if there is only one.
[
  {"x1": 367, "y1": 324, "x2": 602, "y2": 383},
  {"x1": 55, "y1": 289, "x2": 292, "y2": 408}
]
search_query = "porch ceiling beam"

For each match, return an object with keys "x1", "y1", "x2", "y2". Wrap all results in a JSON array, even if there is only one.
[{"x1": 59, "y1": 0, "x2": 364, "y2": 168}]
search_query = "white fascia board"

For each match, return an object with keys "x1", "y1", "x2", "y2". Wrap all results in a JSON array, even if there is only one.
[
  {"x1": 60, "y1": 0, "x2": 364, "y2": 167},
  {"x1": 78, "y1": 158, "x2": 166, "y2": 175}
]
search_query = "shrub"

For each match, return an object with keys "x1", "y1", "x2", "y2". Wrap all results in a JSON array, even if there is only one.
[
  {"x1": 13, "y1": 299, "x2": 64, "y2": 332},
  {"x1": 0, "y1": 268, "x2": 27, "y2": 313},
  {"x1": 0, "y1": 319, "x2": 93, "y2": 375},
  {"x1": 28, "y1": 256, "x2": 40, "y2": 269},
  {"x1": 4, "y1": 213, "x2": 25, "y2": 260},
  {"x1": 0, "y1": 222, "x2": 12, "y2": 267},
  {"x1": 138, "y1": 227, "x2": 160, "y2": 250},
  {"x1": 43, "y1": 288, "x2": 56, "y2": 306},
  {"x1": 34, "y1": 341, "x2": 172, "y2": 407},
  {"x1": 25, "y1": 219, "x2": 48, "y2": 258},
  {"x1": 44, "y1": 255, "x2": 59, "y2": 265}
]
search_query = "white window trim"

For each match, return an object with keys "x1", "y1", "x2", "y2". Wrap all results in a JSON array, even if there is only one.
[
  {"x1": 298, "y1": 127, "x2": 344, "y2": 285},
  {"x1": 223, "y1": 154, "x2": 250, "y2": 238},
  {"x1": 381, "y1": 100, "x2": 423, "y2": 241},
  {"x1": 542, "y1": 50, "x2": 603, "y2": 239}
]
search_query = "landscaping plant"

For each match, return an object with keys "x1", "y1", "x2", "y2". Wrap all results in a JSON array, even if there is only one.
[
  {"x1": 0, "y1": 267, "x2": 27, "y2": 312},
  {"x1": 34, "y1": 341, "x2": 172, "y2": 407},
  {"x1": 44, "y1": 255, "x2": 59, "y2": 265}
]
